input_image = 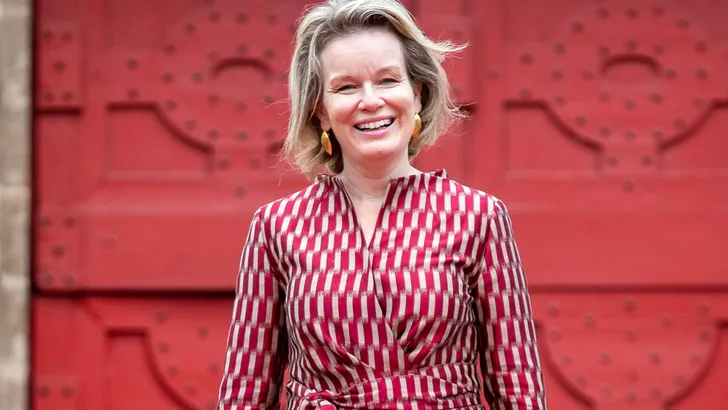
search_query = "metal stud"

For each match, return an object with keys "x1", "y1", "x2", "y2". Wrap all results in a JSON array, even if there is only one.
[
  {"x1": 155, "y1": 311, "x2": 167, "y2": 323},
  {"x1": 127, "y1": 89, "x2": 138, "y2": 100},
  {"x1": 550, "y1": 330, "x2": 561, "y2": 342},
  {"x1": 520, "y1": 54, "x2": 533, "y2": 64},
  {"x1": 127, "y1": 58, "x2": 138, "y2": 70},
  {"x1": 520, "y1": 89, "x2": 532, "y2": 99},
  {"x1": 209, "y1": 11, "x2": 220, "y2": 22},
  {"x1": 554, "y1": 43, "x2": 565, "y2": 54},
  {"x1": 551, "y1": 70, "x2": 563, "y2": 80},
  {"x1": 677, "y1": 19, "x2": 690, "y2": 30},
  {"x1": 695, "y1": 41, "x2": 707, "y2": 53},
  {"x1": 164, "y1": 44, "x2": 176, "y2": 55},
  {"x1": 649, "y1": 352, "x2": 661, "y2": 364},
  {"x1": 572, "y1": 22, "x2": 584, "y2": 32},
  {"x1": 54, "y1": 61, "x2": 66, "y2": 72},
  {"x1": 673, "y1": 119, "x2": 686, "y2": 130},
  {"x1": 600, "y1": 353, "x2": 611, "y2": 365},
  {"x1": 651, "y1": 93, "x2": 662, "y2": 104},
  {"x1": 624, "y1": 392, "x2": 636, "y2": 403},
  {"x1": 596, "y1": 8, "x2": 609, "y2": 19}
]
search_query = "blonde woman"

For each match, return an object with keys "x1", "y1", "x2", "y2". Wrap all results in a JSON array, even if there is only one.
[{"x1": 217, "y1": 0, "x2": 547, "y2": 409}]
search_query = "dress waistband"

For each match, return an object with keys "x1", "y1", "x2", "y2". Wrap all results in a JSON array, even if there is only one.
[{"x1": 288, "y1": 364, "x2": 483, "y2": 410}]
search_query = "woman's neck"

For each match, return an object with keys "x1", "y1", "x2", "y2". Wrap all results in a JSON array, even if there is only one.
[{"x1": 338, "y1": 157, "x2": 419, "y2": 201}]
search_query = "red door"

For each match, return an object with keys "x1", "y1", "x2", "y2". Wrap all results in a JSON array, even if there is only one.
[{"x1": 32, "y1": 0, "x2": 728, "y2": 409}]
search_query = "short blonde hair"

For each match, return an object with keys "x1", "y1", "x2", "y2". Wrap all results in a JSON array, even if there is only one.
[{"x1": 282, "y1": 0, "x2": 467, "y2": 179}]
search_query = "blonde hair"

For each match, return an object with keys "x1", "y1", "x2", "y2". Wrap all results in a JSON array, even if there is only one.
[{"x1": 282, "y1": 0, "x2": 467, "y2": 179}]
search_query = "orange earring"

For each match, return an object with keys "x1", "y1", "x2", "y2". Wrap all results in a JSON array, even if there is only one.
[
  {"x1": 412, "y1": 113, "x2": 422, "y2": 138},
  {"x1": 321, "y1": 130, "x2": 332, "y2": 155}
]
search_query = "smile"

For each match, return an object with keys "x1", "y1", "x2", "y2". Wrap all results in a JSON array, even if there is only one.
[{"x1": 354, "y1": 118, "x2": 394, "y2": 131}]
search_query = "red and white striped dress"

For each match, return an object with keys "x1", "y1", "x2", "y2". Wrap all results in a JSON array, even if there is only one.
[{"x1": 217, "y1": 169, "x2": 547, "y2": 410}]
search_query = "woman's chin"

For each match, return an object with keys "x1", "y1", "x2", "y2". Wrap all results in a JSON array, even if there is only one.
[{"x1": 351, "y1": 138, "x2": 407, "y2": 160}]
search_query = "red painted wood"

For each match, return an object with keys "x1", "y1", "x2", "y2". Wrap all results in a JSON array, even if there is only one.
[{"x1": 32, "y1": 0, "x2": 728, "y2": 409}]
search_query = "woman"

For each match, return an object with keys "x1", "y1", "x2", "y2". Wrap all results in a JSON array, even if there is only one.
[{"x1": 217, "y1": 0, "x2": 547, "y2": 409}]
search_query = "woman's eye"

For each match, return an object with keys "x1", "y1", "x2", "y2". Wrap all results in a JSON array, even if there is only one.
[{"x1": 381, "y1": 78, "x2": 398, "y2": 84}]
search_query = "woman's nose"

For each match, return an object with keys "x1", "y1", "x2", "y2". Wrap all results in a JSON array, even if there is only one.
[{"x1": 358, "y1": 83, "x2": 384, "y2": 110}]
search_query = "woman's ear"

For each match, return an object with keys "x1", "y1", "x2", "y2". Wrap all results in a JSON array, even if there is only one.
[
  {"x1": 413, "y1": 82, "x2": 423, "y2": 113},
  {"x1": 316, "y1": 103, "x2": 331, "y2": 131}
]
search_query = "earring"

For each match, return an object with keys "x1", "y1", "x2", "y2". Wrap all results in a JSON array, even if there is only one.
[
  {"x1": 321, "y1": 130, "x2": 332, "y2": 155},
  {"x1": 412, "y1": 113, "x2": 422, "y2": 138}
]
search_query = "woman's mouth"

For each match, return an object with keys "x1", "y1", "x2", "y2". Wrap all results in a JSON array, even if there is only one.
[{"x1": 354, "y1": 118, "x2": 394, "y2": 132}]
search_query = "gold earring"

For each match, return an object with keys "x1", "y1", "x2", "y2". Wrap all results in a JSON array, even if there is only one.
[
  {"x1": 321, "y1": 130, "x2": 332, "y2": 155},
  {"x1": 412, "y1": 113, "x2": 422, "y2": 138}
]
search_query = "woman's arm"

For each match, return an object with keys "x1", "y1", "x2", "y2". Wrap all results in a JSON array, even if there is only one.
[
  {"x1": 472, "y1": 198, "x2": 547, "y2": 410},
  {"x1": 217, "y1": 208, "x2": 288, "y2": 410}
]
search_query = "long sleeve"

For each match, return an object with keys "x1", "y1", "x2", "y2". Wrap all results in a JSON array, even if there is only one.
[
  {"x1": 217, "y1": 209, "x2": 288, "y2": 410},
  {"x1": 472, "y1": 200, "x2": 547, "y2": 410}
]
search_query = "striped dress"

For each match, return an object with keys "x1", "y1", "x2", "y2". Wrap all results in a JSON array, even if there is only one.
[{"x1": 217, "y1": 169, "x2": 547, "y2": 410}]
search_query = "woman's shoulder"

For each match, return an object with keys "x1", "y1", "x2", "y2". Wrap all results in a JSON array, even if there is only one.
[
  {"x1": 250, "y1": 177, "x2": 331, "y2": 224},
  {"x1": 438, "y1": 173, "x2": 509, "y2": 217}
]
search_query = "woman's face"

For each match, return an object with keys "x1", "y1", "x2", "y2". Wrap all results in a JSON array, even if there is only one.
[{"x1": 317, "y1": 28, "x2": 422, "y2": 169}]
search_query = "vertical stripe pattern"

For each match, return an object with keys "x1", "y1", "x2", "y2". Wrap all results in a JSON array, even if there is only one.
[{"x1": 217, "y1": 170, "x2": 547, "y2": 410}]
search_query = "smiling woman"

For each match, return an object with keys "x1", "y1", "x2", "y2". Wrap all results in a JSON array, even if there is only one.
[{"x1": 216, "y1": 1, "x2": 548, "y2": 409}]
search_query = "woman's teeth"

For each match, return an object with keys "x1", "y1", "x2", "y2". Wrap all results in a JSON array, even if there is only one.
[{"x1": 355, "y1": 118, "x2": 393, "y2": 131}]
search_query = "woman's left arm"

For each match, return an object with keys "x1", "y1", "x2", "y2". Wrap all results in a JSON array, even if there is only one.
[{"x1": 472, "y1": 198, "x2": 547, "y2": 410}]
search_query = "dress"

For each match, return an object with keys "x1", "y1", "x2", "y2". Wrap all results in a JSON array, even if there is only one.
[{"x1": 217, "y1": 169, "x2": 547, "y2": 410}]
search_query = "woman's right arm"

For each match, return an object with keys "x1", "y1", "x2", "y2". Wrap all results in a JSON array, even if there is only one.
[{"x1": 217, "y1": 208, "x2": 288, "y2": 410}]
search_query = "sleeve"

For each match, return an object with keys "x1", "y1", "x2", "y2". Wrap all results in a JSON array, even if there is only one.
[
  {"x1": 471, "y1": 199, "x2": 547, "y2": 410},
  {"x1": 217, "y1": 208, "x2": 288, "y2": 410}
]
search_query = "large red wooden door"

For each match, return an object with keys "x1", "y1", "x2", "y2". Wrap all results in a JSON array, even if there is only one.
[{"x1": 32, "y1": 0, "x2": 728, "y2": 409}]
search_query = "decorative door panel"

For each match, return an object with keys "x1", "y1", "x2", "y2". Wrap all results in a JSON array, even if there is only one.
[
  {"x1": 32, "y1": 297, "x2": 234, "y2": 410},
  {"x1": 469, "y1": 0, "x2": 728, "y2": 287},
  {"x1": 35, "y1": 0, "x2": 310, "y2": 291}
]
